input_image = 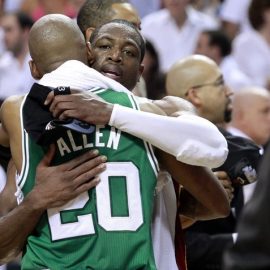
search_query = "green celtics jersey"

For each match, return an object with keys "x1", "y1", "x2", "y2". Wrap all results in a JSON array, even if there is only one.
[{"x1": 18, "y1": 88, "x2": 159, "y2": 270}]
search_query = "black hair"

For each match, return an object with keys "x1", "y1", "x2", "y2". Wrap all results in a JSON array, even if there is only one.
[
  {"x1": 145, "y1": 39, "x2": 159, "y2": 74},
  {"x1": 77, "y1": 0, "x2": 127, "y2": 37},
  {"x1": 248, "y1": 0, "x2": 270, "y2": 30},
  {"x1": 15, "y1": 11, "x2": 34, "y2": 30},
  {"x1": 90, "y1": 19, "x2": 145, "y2": 62},
  {"x1": 202, "y1": 29, "x2": 231, "y2": 57}
]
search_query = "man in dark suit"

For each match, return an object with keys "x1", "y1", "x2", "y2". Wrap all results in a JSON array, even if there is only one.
[
  {"x1": 223, "y1": 144, "x2": 270, "y2": 270},
  {"x1": 166, "y1": 54, "x2": 261, "y2": 270}
]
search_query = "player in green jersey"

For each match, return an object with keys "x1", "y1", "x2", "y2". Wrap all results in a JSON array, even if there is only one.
[{"x1": 0, "y1": 14, "x2": 229, "y2": 269}]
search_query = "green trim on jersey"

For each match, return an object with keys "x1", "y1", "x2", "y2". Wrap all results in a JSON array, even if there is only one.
[{"x1": 19, "y1": 88, "x2": 158, "y2": 270}]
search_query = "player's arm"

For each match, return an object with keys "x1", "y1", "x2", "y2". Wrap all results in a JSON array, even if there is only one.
[
  {"x1": 0, "y1": 96, "x2": 25, "y2": 171},
  {"x1": 156, "y1": 150, "x2": 230, "y2": 220},
  {"x1": 0, "y1": 102, "x2": 10, "y2": 148},
  {"x1": 180, "y1": 170, "x2": 233, "y2": 224},
  {"x1": 0, "y1": 147, "x2": 106, "y2": 264},
  {"x1": 137, "y1": 95, "x2": 196, "y2": 116},
  {"x1": 45, "y1": 92, "x2": 228, "y2": 169}
]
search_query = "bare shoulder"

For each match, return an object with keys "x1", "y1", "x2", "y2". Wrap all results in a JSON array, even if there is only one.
[
  {"x1": 0, "y1": 95, "x2": 25, "y2": 170},
  {"x1": 0, "y1": 95, "x2": 24, "y2": 145},
  {"x1": 1, "y1": 95, "x2": 24, "y2": 113},
  {"x1": 1, "y1": 95, "x2": 24, "y2": 123}
]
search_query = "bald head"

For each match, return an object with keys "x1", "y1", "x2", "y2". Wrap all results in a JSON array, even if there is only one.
[
  {"x1": 231, "y1": 86, "x2": 270, "y2": 145},
  {"x1": 233, "y1": 87, "x2": 270, "y2": 110},
  {"x1": 166, "y1": 55, "x2": 220, "y2": 97},
  {"x1": 29, "y1": 14, "x2": 87, "y2": 75},
  {"x1": 166, "y1": 55, "x2": 233, "y2": 124}
]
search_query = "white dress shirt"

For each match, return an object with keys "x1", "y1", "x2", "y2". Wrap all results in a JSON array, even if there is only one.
[
  {"x1": 141, "y1": 6, "x2": 218, "y2": 72},
  {"x1": 219, "y1": 0, "x2": 251, "y2": 33},
  {"x1": 220, "y1": 55, "x2": 252, "y2": 92},
  {"x1": 233, "y1": 30, "x2": 270, "y2": 88},
  {"x1": 0, "y1": 52, "x2": 36, "y2": 100}
]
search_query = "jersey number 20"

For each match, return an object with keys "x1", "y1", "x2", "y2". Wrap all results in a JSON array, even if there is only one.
[{"x1": 47, "y1": 162, "x2": 143, "y2": 241}]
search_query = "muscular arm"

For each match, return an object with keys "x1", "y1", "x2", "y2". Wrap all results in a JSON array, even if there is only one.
[
  {"x1": 0, "y1": 96, "x2": 24, "y2": 170},
  {"x1": 0, "y1": 147, "x2": 106, "y2": 264},
  {"x1": 46, "y1": 92, "x2": 228, "y2": 168},
  {"x1": 156, "y1": 150, "x2": 230, "y2": 220},
  {"x1": 180, "y1": 171, "x2": 234, "y2": 226}
]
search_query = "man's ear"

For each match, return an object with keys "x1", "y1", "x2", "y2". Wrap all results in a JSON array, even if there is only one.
[
  {"x1": 186, "y1": 88, "x2": 201, "y2": 107},
  {"x1": 85, "y1": 27, "x2": 95, "y2": 42},
  {"x1": 86, "y1": 42, "x2": 95, "y2": 66},
  {"x1": 29, "y1": 60, "x2": 42, "y2": 80},
  {"x1": 138, "y1": 64, "x2": 144, "y2": 82}
]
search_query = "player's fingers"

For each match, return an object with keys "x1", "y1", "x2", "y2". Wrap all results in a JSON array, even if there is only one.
[
  {"x1": 44, "y1": 91, "x2": 54, "y2": 106},
  {"x1": 75, "y1": 176, "x2": 101, "y2": 194},
  {"x1": 39, "y1": 144, "x2": 56, "y2": 167},
  {"x1": 62, "y1": 150, "x2": 100, "y2": 171},
  {"x1": 58, "y1": 109, "x2": 78, "y2": 120},
  {"x1": 71, "y1": 156, "x2": 107, "y2": 180}
]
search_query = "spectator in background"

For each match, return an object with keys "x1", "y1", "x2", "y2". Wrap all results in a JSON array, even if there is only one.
[
  {"x1": 129, "y1": 0, "x2": 161, "y2": 18},
  {"x1": 166, "y1": 55, "x2": 261, "y2": 270},
  {"x1": 223, "y1": 87, "x2": 270, "y2": 270},
  {"x1": 191, "y1": 0, "x2": 222, "y2": 26},
  {"x1": 227, "y1": 86, "x2": 270, "y2": 206},
  {"x1": 141, "y1": 0, "x2": 218, "y2": 72},
  {"x1": 142, "y1": 39, "x2": 166, "y2": 100},
  {"x1": 0, "y1": 11, "x2": 35, "y2": 105},
  {"x1": 219, "y1": 0, "x2": 251, "y2": 40},
  {"x1": 223, "y1": 143, "x2": 270, "y2": 270},
  {"x1": 3, "y1": 0, "x2": 24, "y2": 13},
  {"x1": 195, "y1": 29, "x2": 252, "y2": 92},
  {"x1": 20, "y1": 0, "x2": 77, "y2": 21},
  {"x1": 232, "y1": 0, "x2": 270, "y2": 89},
  {"x1": 228, "y1": 86, "x2": 270, "y2": 151}
]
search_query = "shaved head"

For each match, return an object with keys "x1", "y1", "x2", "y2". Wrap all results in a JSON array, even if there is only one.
[
  {"x1": 166, "y1": 55, "x2": 220, "y2": 97},
  {"x1": 231, "y1": 86, "x2": 270, "y2": 145},
  {"x1": 29, "y1": 14, "x2": 87, "y2": 75},
  {"x1": 233, "y1": 87, "x2": 270, "y2": 111},
  {"x1": 166, "y1": 55, "x2": 233, "y2": 124}
]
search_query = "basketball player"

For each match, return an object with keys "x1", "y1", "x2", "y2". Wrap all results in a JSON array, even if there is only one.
[{"x1": 0, "y1": 16, "x2": 229, "y2": 268}]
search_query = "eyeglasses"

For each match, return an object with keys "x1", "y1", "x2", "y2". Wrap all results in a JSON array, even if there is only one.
[{"x1": 192, "y1": 76, "x2": 225, "y2": 89}]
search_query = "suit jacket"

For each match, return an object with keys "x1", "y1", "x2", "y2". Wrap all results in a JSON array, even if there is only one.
[{"x1": 223, "y1": 144, "x2": 270, "y2": 270}]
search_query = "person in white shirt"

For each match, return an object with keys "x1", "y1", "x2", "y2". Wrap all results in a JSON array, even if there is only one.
[
  {"x1": 129, "y1": 0, "x2": 161, "y2": 19},
  {"x1": 219, "y1": 0, "x2": 251, "y2": 40},
  {"x1": 141, "y1": 0, "x2": 218, "y2": 72},
  {"x1": 232, "y1": 0, "x2": 270, "y2": 89},
  {"x1": 195, "y1": 29, "x2": 252, "y2": 92},
  {"x1": 0, "y1": 11, "x2": 35, "y2": 103}
]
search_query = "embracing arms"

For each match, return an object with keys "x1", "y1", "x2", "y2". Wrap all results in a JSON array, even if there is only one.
[
  {"x1": 45, "y1": 92, "x2": 228, "y2": 169},
  {"x1": 0, "y1": 147, "x2": 106, "y2": 264}
]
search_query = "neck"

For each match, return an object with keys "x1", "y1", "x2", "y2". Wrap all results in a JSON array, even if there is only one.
[{"x1": 172, "y1": 10, "x2": 187, "y2": 28}]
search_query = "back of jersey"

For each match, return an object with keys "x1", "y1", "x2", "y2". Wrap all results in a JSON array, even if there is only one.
[{"x1": 19, "y1": 88, "x2": 159, "y2": 270}]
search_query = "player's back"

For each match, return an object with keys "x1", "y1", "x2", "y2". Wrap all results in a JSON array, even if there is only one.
[{"x1": 18, "y1": 88, "x2": 158, "y2": 270}]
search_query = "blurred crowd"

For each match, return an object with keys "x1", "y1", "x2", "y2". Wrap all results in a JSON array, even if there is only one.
[{"x1": 1, "y1": 0, "x2": 270, "y2": 270}]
